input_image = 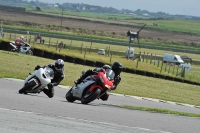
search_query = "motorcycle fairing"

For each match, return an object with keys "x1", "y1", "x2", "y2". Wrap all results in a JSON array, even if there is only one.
[
  {"x1": 72, "y1": 78, "x2": 96, "y2": 99},
  {"x1": 23, "y1": 67, "x2": 52, "y2": 93}
]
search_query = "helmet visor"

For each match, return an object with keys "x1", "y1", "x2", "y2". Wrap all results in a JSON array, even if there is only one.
[{"x1": 55, "y1": 64, "x2": 63, "y2": 71}]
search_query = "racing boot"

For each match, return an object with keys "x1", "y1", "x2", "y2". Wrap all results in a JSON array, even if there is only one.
[{"x1": 43, "y1": 85, "x2": 54, "y2": 98}]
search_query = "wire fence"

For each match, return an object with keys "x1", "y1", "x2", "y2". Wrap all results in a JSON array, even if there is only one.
[{"x1": 3, "y1": 28, "x2": 200, "y2": 54}]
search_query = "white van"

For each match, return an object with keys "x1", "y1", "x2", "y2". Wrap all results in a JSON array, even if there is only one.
[
  {"x1": 126, "y1": 48, "x2": 134, "y2": 58},
  {"x1": 163, "y1": 53, "x2": 184, "y2": 65}
]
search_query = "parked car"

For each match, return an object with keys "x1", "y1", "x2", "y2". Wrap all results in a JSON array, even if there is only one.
[{"x1": 98, "y1": 49, "x2": 105, "y2": 55}]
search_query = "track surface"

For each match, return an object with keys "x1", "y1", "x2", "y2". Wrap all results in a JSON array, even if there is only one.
[{"x1": 0, "y1": 78, "x2": 200, "y2": 133}]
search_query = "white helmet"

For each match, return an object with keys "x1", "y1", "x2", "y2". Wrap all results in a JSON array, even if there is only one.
[
  {"x1": 20, "y1": 36, "x2": 24, "y2": 40},
  {"x1": 55, "y1": 59, "x2": 64, "y2": 71}
]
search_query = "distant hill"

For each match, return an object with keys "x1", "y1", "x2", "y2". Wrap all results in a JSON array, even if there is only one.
[{"x1": 0, "y1": 0, "x2": 200, "y2": 20}]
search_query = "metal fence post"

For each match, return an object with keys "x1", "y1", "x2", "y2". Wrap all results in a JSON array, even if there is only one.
[
  {"x1": 168, "y1": 65, "x2": 171, "y2": 74},
  {"x1": 160, "y1": 62, "x2": 163, "y2": 73},
  {"x1": 84, "y1": 46, "x2": 87, "y2": 58},
  {"x1": 172, "y1": 64, "x2": 176, "y2": 75},
  {"x1": 29, "y1": 36, "x2": 31, "y2": 44},
  {"x1": 89, "y1": 41, "x2": 92, "y2": 54},
  {"x1": 143, "y1": 52, "x2": 145, "y2": 62},
  {"x1": 108, "y1": 46, "x2": 110, "y2": 57},
  {"x1": 146, "y1": 52, "x2": 149, "y2": 63},
  {"x1": 48, "y1": 38, "x2": 51, "y2": 48},
  {"x1": 81, "y1": 43, "x2": 83, "y2": 54},
  {"x1": 110, "y1": 52, "x2": 112, "y2": 63},
  {"x1": 105, "y1": 47, "x2": 108, "y2": 57},
  {"x1": 176, "y1": 65, "x2": 179, "y2": 76},
  {"x1": 69, "y1": 40, "x2": 72, "y2": 51},
  {"x1": 150, "y1": 53, "x2": 152, "y2": 64},
  {"x1": 56, "y1": 40, "x2": 58, "y2": 51},
  {"x1": 136, "y1": 52, "x2": 141, "y2": 68}
]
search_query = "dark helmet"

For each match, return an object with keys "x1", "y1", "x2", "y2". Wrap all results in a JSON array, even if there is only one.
[
  {"x1": 111, "y1": 62, "x2": 123, "y2": 75},
  {"x1": 55, "y1": 59, "x2": 64, "y2": 71},
  {"x1": 102, "y1": 64, "x2": 111, "y2": 70}
]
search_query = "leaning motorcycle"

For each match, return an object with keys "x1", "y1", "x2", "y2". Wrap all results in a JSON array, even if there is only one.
[
  {"x1": 18, "y1": 67, "x2": 54, "y2": 94},
  {"x1": 9, "y1": 41, "x2": 33, "y2": 55},
  {"x1": 65, "y1": 69, "x2": 115, "y2": 104}
]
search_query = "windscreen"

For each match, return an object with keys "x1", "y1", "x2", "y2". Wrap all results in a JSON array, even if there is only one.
[
  {"x1": 106, "y1": 69, "x2": 115, "y2": 80},
  {"x1": 175, "y1": 55, "x2": 182, "y2": 60},
  {"x1": 44, "y1": 67, "x2": 54, "y2": 79}
]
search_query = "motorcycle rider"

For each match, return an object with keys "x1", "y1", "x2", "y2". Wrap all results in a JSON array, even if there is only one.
[
  {"x1": 15, "y1": 36, "x2": 26, "y2": 51},
  {"x1": 74, "y1": 62, "x2": 123, "y2": 101},
  {"x1": 35, "y1": 59, "x2": 65, "y2": 98}
]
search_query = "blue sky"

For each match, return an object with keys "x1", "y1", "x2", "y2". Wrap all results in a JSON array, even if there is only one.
[{"x1": 36, "y1": 0, "x2": 200, "y2": 17}]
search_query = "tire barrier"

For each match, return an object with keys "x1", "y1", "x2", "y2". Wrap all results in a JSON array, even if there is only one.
[
  {"x1": 85, "y1": 60, "x2": 96, "y2": 67},
  {"x1": 155, "y1": 73, "x2": 166, "y2": 79},
  {"x1": 75, "y1": 58, "x2": 86, "y2": 65},
  {"x1": 184, "y1": 80, "x2": 194, "y2": 85},
  {"x1": 0, "y1": 41, "x2": 11, "y2": 51},
  {"x1": 122, "y1": 67, "x2": 127, "y2": 72},
  {"x1": 43, "y1": 51, "x2": 54, "y2": 59},
  {"x1": 33, "y1": 48, "x2": 44, "y2": 57},
  {"x1": 174, "y1": 77, "x2": 184, "y2": 83},
  {"x1": 194, "y1": 82, "x2": 200, "y2": 86},
  {"x1": 95, "y1": 61, "x2": 105, "y2": 67},
  {"x1": 54, "y1": 53, "x2": 66, "y2": 60},
  {"x1": 145, "y1": 71, "x2": 156, "y2": 77},
  {"x1": 65, "y1": 56, "x2": 76, "y2": 63},
  {"x1": 135, "y1": 70, "x2": 146, "y2": 76},
  {"x1": 165, "y1": 76, "x2": 174, "y2": 81},
  {"x1": 125, "y1": 68, "x2": 136, "y2": 74}
]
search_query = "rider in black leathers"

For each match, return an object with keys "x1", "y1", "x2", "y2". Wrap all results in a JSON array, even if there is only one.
[
  {"x1": 35, "y1": 59, "x2": 65, "y2": 98},
  {"x1": 74, "y1": 62, "x2": 123, "y2": 101}
]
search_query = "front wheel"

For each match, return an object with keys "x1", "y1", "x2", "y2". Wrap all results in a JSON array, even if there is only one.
[
  {"x1": 81, "y1": 88, "x2": 101, "y2": 104},
  {"x1": 19, "y1": 81, "x2": 36, "y2": 94},
  {"x1": 26, "y1": 50, "x2": 33, "y2": 55},
  {"x1": 66, "y1": 88, "x2": 76, "y2": 102}
]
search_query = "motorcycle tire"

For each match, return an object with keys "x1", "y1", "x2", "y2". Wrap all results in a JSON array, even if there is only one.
[
  {"x1": 19, "y1": 80, "x2": 36, "y2": 94},
  {"x1": 81, "y1": 88, "x2": 101, "y2": 104},
  {"x1": 26, "y1": 50, "x2": 33, "y2": 55},
  {"x1": 65, "y1": 88, "x2": 76, "y2": 102}
]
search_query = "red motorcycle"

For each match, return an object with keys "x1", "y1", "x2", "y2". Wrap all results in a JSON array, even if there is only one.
[{"x1": 65, "y1": 69, "x2": 115, "y2": 104}]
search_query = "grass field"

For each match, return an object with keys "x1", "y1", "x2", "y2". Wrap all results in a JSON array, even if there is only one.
[
  {"x1": 25, "y1": 6, "x2": 200, "y2": 35},
  {"x1": 0, "y1": 50, "x2": 200, "y2": 106},
  {"x1": 2, "y1": 33, "x2": 200, "y2": 83}
]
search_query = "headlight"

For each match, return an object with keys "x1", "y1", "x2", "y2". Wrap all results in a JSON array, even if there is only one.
[
  {"x1": 99, "y1": 76, "x2": 104, "y2": 83},
  {"x1": 105, "y1": 84, "x2": 111, "y2": 89},
  {"x1": 44, "y1": 71, "x2": 51, "y2": 78}
]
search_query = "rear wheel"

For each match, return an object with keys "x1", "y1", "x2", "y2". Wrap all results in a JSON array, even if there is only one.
[
  {"x1": 26, "y1": 50, "x2": 33, "y2": 55},
  {"x1": 66, "y1": 88, "x2": 76, "y2": 102},
  {"x1": 19, "y1": 81, "x2": 36, "y2": 94},
  {"x1": 81, "y1": 88, "x2": 101, "y2": 104}
]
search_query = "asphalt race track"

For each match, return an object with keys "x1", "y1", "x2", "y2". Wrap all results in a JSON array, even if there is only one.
[{"x1": 0, "y1": 78, "x2": 200, "y2": 133}]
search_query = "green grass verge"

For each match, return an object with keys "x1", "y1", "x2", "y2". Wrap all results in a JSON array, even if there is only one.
[
  {"x1": 2, "y1": 34, "x2": 200, "y2": 83},
  {"x1": 0, "y1": 50, "x2": 200, "y2": 106},
  {"x1": 113, "y1": 105, "x2": 200, "y2": 118}
]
